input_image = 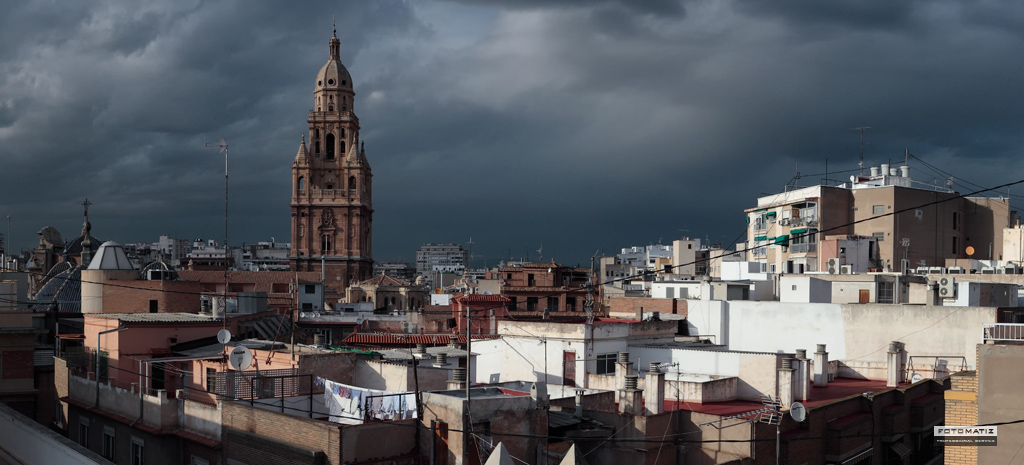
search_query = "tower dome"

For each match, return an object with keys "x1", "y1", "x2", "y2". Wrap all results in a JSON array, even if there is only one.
[{"x1": 315, "y1": 31, "x2": 353, "y2": 94}]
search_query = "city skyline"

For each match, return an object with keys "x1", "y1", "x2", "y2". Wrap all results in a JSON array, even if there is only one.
[{"x1": 3, "y1": 0, "x2": 1024, "y2": 266}]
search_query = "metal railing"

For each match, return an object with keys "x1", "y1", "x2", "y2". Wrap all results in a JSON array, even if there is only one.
[
  {"x1": 790, "y1": 243, "x2": 817, "y2": 254},
  {"x1": 983, "y1": 323, "x2": 1024, "y2": 342}
]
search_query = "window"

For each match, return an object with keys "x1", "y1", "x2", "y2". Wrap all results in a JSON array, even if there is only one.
[
  {"x1": 878, "y1": 281, "x2": 895, "y2": 304},
  {"x1": 321, "y1": 235, "x2": 332, "y2": 253},
  {"x1": 952, "y1": 212, "x2": 959, "y2": 230},
  {"x1": 872, "y1": 205, "x2": 885, "y2": 215},
  {"x1": 547, "y1": 297, "x2": 558, "y2": 312},
  {"x1": 149, "y1": 300, "x2": 158, "y2": 313},
  {"x1": 206, "y1": 368, "x2": 216, "y2": 393},
  {"x1": 326, "y1": 134, "x2": 336, "y2": 160},
  {"x1": 666, "y1": 287, "x2": 675, "y2": 299},
  {"x1": 297, "y1": 177, "x2": 305, "y2": 193},
  {"x1": 527, "y1": 297, "x2": 538, "y2": 312},
  {"x1": 527, "y1": 274, "x2": 535, "y2": 286},
  {"x1": 953, "y1": 237, "x2": 959, "y2": 255},
  {"x1": 349, "y1": 176, "x2": 356, "y2": 190},
  {"x1": 301, "y1": 303, "x2": 313, "y2": 310},
  {"x1": 565, "y1": 297, "x2": 576, "y2": 312},
  {"x1": 78, "y1": 418, "x2": 90, "y2": 448},
  {"x1": 131, "y1": 437, "x2": 144, "y2": 465},
  {"x1": 305, "y1": 284, "x2": 316, "y2": 294},
  {"x1": 191, "y1": 457, "x2": 210, "y2": 465},
  {"x1": 103, "y1": 427, "x2": 116, "y2": 461},
  {"x1": 596, "y1": 353, "x2": 616, "y2": 375},
  {"x1": 873, "y1": 232, "x2": 885, "y2": 242}
]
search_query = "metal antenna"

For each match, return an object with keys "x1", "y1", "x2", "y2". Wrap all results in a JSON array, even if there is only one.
[
  {"x1": 852, "y1": 127, "x2": 871, "y2": 175},
  {"x1": 204, "y1": 139, "x2": 229, "y2": 326}
]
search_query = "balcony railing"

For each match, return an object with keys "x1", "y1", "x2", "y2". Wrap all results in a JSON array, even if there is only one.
[
  {"x1": 790, "y1": 243, "x2": 817, "y2": 254},
  {"x1": 983, "y1": 323, "x2": 1024, "y2": 342}
]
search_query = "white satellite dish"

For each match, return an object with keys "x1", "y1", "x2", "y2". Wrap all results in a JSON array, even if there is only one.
[
  {"x1": 911, "y1": 373, "x2": 923, "y2": 383},
  {"x1": 228, "y1": 346, "x2": 253, "y2": 371},
  {"x1": 217, "y1": 329, "x2": 232, "y2": 344},
  {"x1": 790, "y1": 402, "x2": 806, "y2": 422},
  {"x1": 355, "y1": 317, "x2": 365, "y2": 325}
]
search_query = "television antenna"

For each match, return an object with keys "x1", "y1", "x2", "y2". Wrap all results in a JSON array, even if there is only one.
[{"x1": 851, "y1": 127, "x2": 871, "y2": 175}]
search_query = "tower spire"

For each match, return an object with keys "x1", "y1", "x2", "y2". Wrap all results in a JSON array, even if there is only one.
[{"x1": 329, "y1": 25, "x2": 340, "y2": 60}]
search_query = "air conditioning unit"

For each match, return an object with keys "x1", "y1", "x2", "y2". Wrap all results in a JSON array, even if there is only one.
[
  {"x1": 840, "y1": 265, "x2": 853, "y2": 274},
  {"x1": 827, "y1": 258, "x2": 840, "y2": 274},
  {"x1": 779, "y1": 219, "x2": 790, "y2": 226},
  {"x1": 947, "y1": 267, "x2": 964, "y2": 274},
  {"x1": 938, "y1": 277, "x2": 956, "y2": 299}
]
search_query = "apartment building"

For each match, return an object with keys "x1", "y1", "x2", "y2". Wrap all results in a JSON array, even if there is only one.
[{"x1": 746, "y1": 163, "x2": 1011, "y2": 274}]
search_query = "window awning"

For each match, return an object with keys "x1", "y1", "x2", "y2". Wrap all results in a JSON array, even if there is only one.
[
  {"x1": 766, "y1": 211, "x2": 777, "y2": 217},
  {"x1": 774, "y1": 235, "x2": 790, "y2": 246},
  {"x1": 754, "y1": 236, "x2": 767, "y2": 242},
  {"x1": 889, "y1": 442, "x2": 912, "y2": 460},
  {"x1": 791, "y1": 228, "x2": 808, "y2": 235}
]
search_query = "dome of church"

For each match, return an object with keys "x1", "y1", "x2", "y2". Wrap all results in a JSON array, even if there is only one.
[
  {"x1": 315, "y1": 32, "x2": 353, "y2": 93},
  {"x1": 87, "y1": 241, "x2": 135, "y2": 270}
]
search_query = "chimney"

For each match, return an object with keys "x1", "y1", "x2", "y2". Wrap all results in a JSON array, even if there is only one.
[
  {"x1": 794, "y1": 350, "x2": 811, "y2": 402},
  {"x1": 645, "y1": 362, "x2": 665, "y2": 415},
  {"x1": 618, "y1": 374, "x2": 643, "y2": 415},
  {"x1": 778, "y1": 358, "x2": 795, "y2": 409},
  {"x1": 926, "y1": 280, "x2": 938, "y2": 306},
  {"x1": 448, "y1": 335, "x2": 459, "y2": 349},
  {"x1": 448, "y1": 367, "x2": 467, "y2": 390},
  {"x1": 900, "y1": 165, "x2": 910, "y2": 178},
  {"x1": 886, "y1": 341, "x2": 905, "y2": 387},
  {"x1": 414, "y1": 344, "x2": 427, "y2": 356},
  {"x1": 870, "y1": 166, "x2": 880, "y2": 177},
  {"x1": 615, "y1": 352, "x2": 633, "y2": 392},
  {"x1": 574, "y1": 389, "x2": 585, "y2": 418},
  {"x1": 813, "y1": 344, "x2": 829, "y2": 387},
  {"x1": 433, "y1": 352, "x2": 449, "y2": 368}
]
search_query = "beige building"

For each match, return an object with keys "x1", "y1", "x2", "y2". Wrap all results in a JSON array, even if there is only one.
[
  {"x1": 746, "y1": 164, "x2": 1011, "y2": 273},
  {"x1": 290, "y1": 31, "x2": 374, "y2": 297}
]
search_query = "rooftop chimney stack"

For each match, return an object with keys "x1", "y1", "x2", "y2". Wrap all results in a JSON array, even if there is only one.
[
  {"x1": 615, "y1": 352, "x2": 633, "y2": 392},
  {"x1": 433, "y1": 352, "x2": 449, "y2": 368},
  {"x1": 645, "y1": 362, "x2": 665, "y2": 415},
  {"x1": 574, "y1": 389, "x2": 585, "y2": 418},
  {"x1": 448, "y1": 367, "x2": 467, "y2": 390},
  {"x1": 778, "y1": 358, "x2": 795, "y2": 409},
  {"x1": 794, "y1": 350, "x2": 811, "y2": 402},
  {"x1": 814, "y1": 344, "x2": 829, "y2": 387},
  {"x1": 619, "y1": 374, "x2": 643, "y2": 415},
  {"x1": 886, "y1": 341, "x2": 905, "y2": 387}
]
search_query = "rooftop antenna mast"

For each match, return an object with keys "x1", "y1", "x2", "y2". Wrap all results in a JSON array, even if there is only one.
[{"x1": 852, "y1": 127, "x2": 871, "y2": 175}]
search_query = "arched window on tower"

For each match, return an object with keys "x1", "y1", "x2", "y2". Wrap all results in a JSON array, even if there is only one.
[
  {"x1": 326, "y1": 134, "x2": 335, "y2": 160},
  {"x1": 322, "y1": 235, "x2": 332, "y2": 253},
  {"x1": 315, "y1": 130, "x2": 321, "y2": 155},
  {"x1": 340, "y1": 140, "x2": 345, "y2": 155},
  {"x1": 297, "y1": 177, "x2": 305, "y2": 193},
  {"x1": 348, "y1": 176, "x2": 356, "y2": 191}
]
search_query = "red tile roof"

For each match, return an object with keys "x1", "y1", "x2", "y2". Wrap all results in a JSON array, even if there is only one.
[{"x1": 453, "y1": 294, "x2": 510, "y2": 303}]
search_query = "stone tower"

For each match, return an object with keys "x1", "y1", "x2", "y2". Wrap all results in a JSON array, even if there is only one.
[{"x1": 290, "y1": 30, "x2": 373, "y2": 297}]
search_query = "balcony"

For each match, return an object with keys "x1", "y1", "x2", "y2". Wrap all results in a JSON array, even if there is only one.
[
  {"x1": 309, "y1": 189, "x2": 348, "y2": 200},
  {"x1": 789, "y1": 243, "x2": 817, "y2": 254},
  {"x1": 983, "y1": 323, "x2": 1024, "y2": 343}
]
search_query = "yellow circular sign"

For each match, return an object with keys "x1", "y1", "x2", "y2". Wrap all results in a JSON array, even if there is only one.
[{"x1": 966, "y1": 246, "x2": 975, "y2": 257}]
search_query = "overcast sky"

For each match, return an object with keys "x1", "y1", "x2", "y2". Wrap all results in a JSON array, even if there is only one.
[{"x1": 3, "y1": 0, "x2": 1024, "y2": 267}]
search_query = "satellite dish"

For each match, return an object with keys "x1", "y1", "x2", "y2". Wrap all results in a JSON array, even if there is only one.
[
  {"x1": 217, "y1": 329, "x2": 232, "y2": 344},
  {"x1": 911, "y1": 373, "x2": 923, "y2": 383},
  {"x1": 966, "y1": 246, "x2": 975, "y2": 257},
  {"x1": 228, "y1": 346, "x2": 253, "y2": 371},
  {"x1": 355, "y1": 317, "x2": 365, "y2": 325},
  {"x1": 790, "y1": 402, "x2": 806, "y2": 422}
]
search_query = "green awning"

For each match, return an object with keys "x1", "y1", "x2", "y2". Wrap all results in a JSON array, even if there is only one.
[
  {"x1": 766, "y1": 211, "x2": 777, "y2": 217},
  {"x1": 754, "y1": 236, "x2": 767, "y2": 241},
  {"x1": 774, "y1": 235, "x2": 790, "y2": 246},
  {"x1": 791, "y1": 228, "x2": 808, "y2": 235}
]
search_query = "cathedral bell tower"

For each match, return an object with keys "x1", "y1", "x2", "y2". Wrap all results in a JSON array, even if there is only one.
[{"x1": 290, "y1": 30, "x2": 373, "y2": 297}]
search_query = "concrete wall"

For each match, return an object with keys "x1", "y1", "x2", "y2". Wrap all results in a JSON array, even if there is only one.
[
  {"x1": 354, "y1": 359, "x2": 450, "y2": 392},
  {"x1": 977, "y1": 343, "x2": 1024, "y2": 465},
  {"x1": 180, "y1": 397, "x2": 221, "y2": 440},
  {"x1": 0, "y1": 402, "x2": 110, "y2": 465},
  {"x1": 780, "y1": 276, "x2": 832, "y2": 303}
]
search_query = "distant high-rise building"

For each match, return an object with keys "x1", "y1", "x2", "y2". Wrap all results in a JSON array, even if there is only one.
[
  {"x1": 416, "y1": 243, "x2": 468, "y2": 281},
  {"x1": 290, "y1": 30, "x2": 373, "y2": 296}
]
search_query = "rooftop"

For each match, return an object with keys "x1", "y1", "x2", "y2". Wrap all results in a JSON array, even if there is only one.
[
  {"x1": 90, "y1": 313, "x2": 220, "y2": 324},
  {"x1": 667, "y1": 377, "x2": 906, "y2": 417}
]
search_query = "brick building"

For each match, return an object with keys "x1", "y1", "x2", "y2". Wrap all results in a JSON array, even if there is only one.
[
  {"x1": 496, "y1": 262, "x2": 595, "y2": 317},
  {"x1": 290, "y1": 31, "x2": 374, "y2": 297}
]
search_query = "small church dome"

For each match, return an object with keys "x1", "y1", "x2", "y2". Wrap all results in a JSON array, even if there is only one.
[{"x1": 87, "y1": 241, "x2": 136, "y2": 271}]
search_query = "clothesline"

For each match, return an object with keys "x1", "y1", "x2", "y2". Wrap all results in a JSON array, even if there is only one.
[{"x1": 315, "y1": 377, "x2": 418, "y2": 424}]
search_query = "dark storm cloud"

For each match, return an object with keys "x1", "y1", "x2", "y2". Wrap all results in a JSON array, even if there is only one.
[{"x1": 2, "y1": 0, "x2": 1024, "y2": 266}]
